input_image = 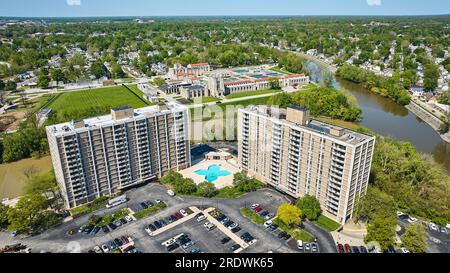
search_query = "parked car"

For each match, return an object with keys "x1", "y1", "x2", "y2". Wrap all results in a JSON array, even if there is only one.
[
  {"x1": 251, "y1": 203, "x2": 260, "y2": 209},
  {"x1": 311, "y1": 243, "x2": 318, "y2": 252},
  {"x1": 337, "y1": 244, "x2": 344, "y2": 253},
  {"x1": 90, "y1": 226, "x2": 100, "y2": 235},
  {"x1": 108, "y1": 241, "x2": 117, "y2": 251},
  {"x1": 108, "y1": 223, "x2": 117, "y2": 230},
  {"x1": 140, "y1": 202, "x2": 148, "y2": 209},
  {"x1": 159, "y1": 219, "x2": 167, "y2": 226},
  {"x1": 191, "y1": 248, "x2": 201, "y2": 253},
  {"x1": 102, "y1": 226, "x2": 110, "y2": 233},
  {"x1": 125, "y1": 215, "x2": 133, "y2": 222},
  {"x1": 253, "y1": 207, "x2": 263, "y2": 213},
  {"x1": 429, "y1": 223, "x2": 438, "y2": 231},
  {"x1": 101, "y1": 244, "x2": 109, "y2": 253},
  {"x1": 400, "y1": 247, "x2": 410, "y2": 253},
  {"x1": 94, "y1": 246, "x2": 102, "y2": 253},
  {"x1": 231, "y1": 226, "x2": 241, "y2": 233},
  {"x1": 114, "y1": 238, "x2": 123, "y2": 247},
  {"x1": 228, "y1": 223, "x2": 238, "y2": 230},
  {"x1": 264, "y1": 220, "x2": 273, "y2": 228},
  {"x1": 180, "y1": 209, "x2": 188, "y2": 217},
  {"x1": 146, "y1": 224, "x2": 156, "y2": 233},
  {"x1": 154, "y1": 221, "x2": 162, "y2": 229},
  {"x1": 440, "y1": 227, "x2": 447, "y2": 233},
  {"x1": 182, "y1": 241, "x2": 195, "y2": 249},
  {"x1": 221, "y1": 237, "x2": 231, "y2": 244},
  {"x1": 351, "y1": 246, "x2": 360, "y2": 253},
  {"x1": 231, "y1": 244, "x2": 241, "y2": 251},
  {"x1": 196, "y1": 213, "x2": 206, "y2": 222},
  {"x1": 359, "y1": 246, "x2": 368, "y2": 253},
  {"x1": 113, "y1": 221, "x2": 122, "y2": 227},
  {"x1": 344, "y1": 244, "x2": 351, "y2": 253},
  {"x1": 167, "y1": 190, "x2": 175, "y2": 197},
  {"x1": 407, "y1": 217, "x2": 417, "y2": 223},
  {"x1": 155, "y1": 199, "x2": 162, "y2": 204},
  {"x1": 119, "y1": 218, "x2": 127, "y2": 225},
  {"x1": 260, "y1": 211, "x2": 269, "y2": 217},
  {"x1": 167, "y1": 243, "x2": 180, "y2": 252},
  {"x1": 174, "y1": 212, "x2": 183, "y2": 219},
  {"x1": 204, "y1": 222, "x2": 216, "y2": 230},
  {"x1": 264, "y1": 213, "x2": 274, "y2": 220},
  {"x1": 297, "y1": 240, "x2": 303, "y2": 250}
]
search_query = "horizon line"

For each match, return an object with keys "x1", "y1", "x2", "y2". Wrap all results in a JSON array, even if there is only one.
[{"x1": 1, "y1": 14, "x2": 450, "y2": 19}]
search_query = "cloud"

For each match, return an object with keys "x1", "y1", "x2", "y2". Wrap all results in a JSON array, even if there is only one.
[
  {"x1": 66, "y1": 0, "x2": 81, "y2": 6},
  {"x1": 367, "y1": 0, "x2": 382, "y2": 6}
]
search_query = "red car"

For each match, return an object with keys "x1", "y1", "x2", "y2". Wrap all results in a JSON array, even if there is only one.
[
  {"x1": 344, "y1": 244, "x2": 352, "y2": 253},
  {"x1": 337, "y1": 244, "x2": 344, "y2": 253},
  {"x1": 174, "y1": 212, "x2": 183, "y2": 219},
  {"x1": 253, "y1": 207, "x2": 263, "y2": 213}
]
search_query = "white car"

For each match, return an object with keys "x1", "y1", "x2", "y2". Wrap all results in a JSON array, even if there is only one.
[
  {"x1": 396, "y1": 211, "x2": 404, "y2": 217},
  {"x1": 155, "y1": 199, "x2": 162, "y2": 204},
  {"x1": 407, "y1": 217, "x2": 417, "y2": 223},
  {"x1": 101, "y1": 244, "x2": 109, "y2": 253},
  {"x1": 429, "y1": 223, "x2": 438, "y2": 231},
  {"x1": 264, "y1": 220, "x2": 273, "y2": 228},
  {"x1": 305, "y1": 243, "x2": 311, "y2": 250},
  {"x1": 94, "y1": 246, "x2": 102, "y2": 253},
  {"x1": 204, "y1": 222, "x2": 216, "y2": 230},
  {"x1": 440, "y1": 227, "x2": 447, "y2": 233},
  {"x1": 167, "y1": 190, "x2": 175, "y2": 197},
  {"x1": 400, "y1": 247, "x2": 410, "y2": 253},
  {"x1": 297, "y1": 240, "x2": 303, "y2": 250},
  {"x1": 251, "y1": 203, "x2": 260, "y2": 209},
  {"x1": 196, "y1": 214, "x2": 206, "y2": 222},
  {"x1": 125, "y1": 215, "x2": 133, "y2": 222},
  {"x1": 180, "y1": 209, "x2": 188, "y2": 217},
  {"x1": 162, "y1": 238, "x2": 176, "y2": 247},
  {"x1": 228, "y1": 223, "x2": 238, "y2": 230}
]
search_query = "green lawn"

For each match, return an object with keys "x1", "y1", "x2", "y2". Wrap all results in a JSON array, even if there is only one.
[
  {"x1": 96, "y1": 209, "x2": 129, "y2": 227},
  {"x1": 314, "y1": 215, "x2": 341, "y2": 232},
  {"x1": 225, "y1": 89, "x2": 281, "y2": 99},
  {"x1": 269, "y1": 66, "x2": 293, "y2": 75},
  {"x1": 133, "y1": 202, "x2": 167, "y2": 220},
  {"x1": 240, "y1": 208, "x2": 265, "y2": 224},
  {"x1": 273, "y1": 217, "x2": 313, "y2": 242},
  {"x1": 69, "y1": 196, "x2": 110, "y2": 216},
  {"x1": 47, "y1": 86, "x2": 148, "y2": 113},
  {"x1": 189, "y1": 96, "x2": 220, "y2": 104}
]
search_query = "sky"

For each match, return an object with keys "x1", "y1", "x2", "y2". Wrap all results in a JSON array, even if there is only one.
[{"x1": 0, "y1": 0, "x2": 449, "y2": 17}]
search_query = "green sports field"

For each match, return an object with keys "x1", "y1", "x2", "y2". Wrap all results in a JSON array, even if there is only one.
[{"x1": 47, "y1": 86, "x2": 148, "y2": 113}]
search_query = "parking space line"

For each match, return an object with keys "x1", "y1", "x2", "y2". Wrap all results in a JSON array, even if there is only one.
[
  {"x1": 203, "y1": 207, "x2": 251, "y2": 253},
  {"x1": 149, "y1": 206, "x2": 201, "y2": 236}
]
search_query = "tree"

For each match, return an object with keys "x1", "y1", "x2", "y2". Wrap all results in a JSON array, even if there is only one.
[
  {"x1": 354, "y1": 186, "x2": 396, "y2": 223},
  {"x1": 197, "y1": 182, "x2": 217, "y2": 197},
  {"x1": 90, "y1": 60, "x2": 107, "y2": 79},
  {"x1": 111, "y1": 62, "x2": 125, "y2": 79},
  {"x1": 233, "y1": 171, "x2": 263, "y2": 193},
  {"x1": 268, "y1": 77, "x2": 280, "y2": 90},
  {"x1": 322, "y1": 71, "x2": 334, "y2": 88},
  {"x1": 0, "y1": 203, "x2": 9, "y2": 229},
  {"x1": 23, "y1": 172, "x2": 59, "y2": 208},
  {"x1": 173, "y1": 178, "x2": 197, "y2": 195},
  {"x1": 364, "y1": 215, "x2": 397, "y2": 251},
  {"x1": 401, "y1": 224, "x2": 428, "y2": 253},
  {"x1": 50, "y1": 68, "x2": 66, "y2": 84},
  {"x1": 0, "y1": 79, "x2": 4, "y2": 91},
  {"x1": 152, "y1": 77, "x2": 166, "y2": 87},
  {"x1": 296, "y1": 195, "x2": 321, "y2": 221},
  {"x1": 37, "y1": 71, "x2": 50, "y2": 89},
  {"x1": 7, "y1": 194, "x2": 49, "y2": 233},
  {"x1": 277, "y1": 203, "x2": 302, "y2": 227},
  {"x1": 424, "y1": 64, "x2": 439, "y2": 91}
]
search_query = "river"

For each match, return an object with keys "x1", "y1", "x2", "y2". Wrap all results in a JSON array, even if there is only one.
[{"x1": 306, "y1": 61, "x2": 450, "y2": 172}]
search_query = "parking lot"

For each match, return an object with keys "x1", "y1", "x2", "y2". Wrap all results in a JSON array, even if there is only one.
[{"x1": 0, "y1": 183, "x2": 331, "y2": 253}]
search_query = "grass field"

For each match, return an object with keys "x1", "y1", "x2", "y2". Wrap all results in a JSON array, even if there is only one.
[
  {"x1": 47, "y1": 86, "x2": 148, "y2": 113},
  {"x1": 189, "y1": 96, "x2": 220, "y2": 104},
  {"x1": 314, "y1": 215, "x2": 341, "y2": 232},
  {"x1": 0, "y1": 156, "x2": 53, "y2": 199},
  {"x1": 273, "y1": 217, "x2": 313, "y2": 242},
  {"x1": 225, "y1": 89, "x2": 281, "y2": 99},
  {"x1": 240, "y1": 207, "x2": 265, "y2": 224}
]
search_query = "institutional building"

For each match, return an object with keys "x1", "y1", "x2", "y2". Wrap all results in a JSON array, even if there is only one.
[
  {"x1": 237, "y1": 105, "x2": 375, "y2": 224},
  {"x1": 208, "y1": 74, "x2": 309, "y2": 97},
  {"x1": 46, "y1": 102, "x2": 191, "y2": 209},
  {"x1": 168, "y1": 63, "x2": 211, "y2": 80}
]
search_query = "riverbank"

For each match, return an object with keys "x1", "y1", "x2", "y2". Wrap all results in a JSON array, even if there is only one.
[
  {"x1": 406, "y1": 100, "x2": 450, "y2": 143},
  {"x1": 300, "y1": 52, "x2": 450, "y2": 144}
]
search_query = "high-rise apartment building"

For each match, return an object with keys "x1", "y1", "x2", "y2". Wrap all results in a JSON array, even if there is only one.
[
  {"x1": 238, "y1": 105, "x2": 375, "y2": 224},
  {"x1": 46, "y1": 102, "x2": 190, "y2": 209}
]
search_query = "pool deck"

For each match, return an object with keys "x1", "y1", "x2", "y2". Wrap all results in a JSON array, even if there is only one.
[{"x1": 179, "y1": 159, "x2": 240, "y2": 189}]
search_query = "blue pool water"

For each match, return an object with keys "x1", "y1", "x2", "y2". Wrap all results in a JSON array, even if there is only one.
[{"x1": 195, "y1": 164, "x2": 232, "y2": 182}]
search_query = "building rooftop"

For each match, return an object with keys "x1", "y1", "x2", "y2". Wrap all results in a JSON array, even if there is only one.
[
  {"x1": 47, "y1": 102, "x2": 187, "y2": 136},
  {"x1": 241, "y1": 105, "x2": 374, "y2": 146}
]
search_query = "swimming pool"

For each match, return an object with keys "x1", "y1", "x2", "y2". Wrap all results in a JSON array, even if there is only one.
[{"x1": 195, "y1": 164, "x2": 232, "y2": 182}]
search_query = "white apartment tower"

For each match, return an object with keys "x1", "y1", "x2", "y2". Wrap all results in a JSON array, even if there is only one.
[
  {"x1": 238, "y1": 105, "x2": 375, "y2": 224},
  {"x1": 46, "y1": 102, "x2": 190, "y2": 209}
]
